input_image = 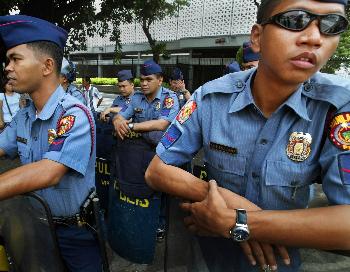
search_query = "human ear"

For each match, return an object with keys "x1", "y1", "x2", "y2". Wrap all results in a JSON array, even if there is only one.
[{"x1": 250, "y1": 24, "x2": 263, "y2": 53}]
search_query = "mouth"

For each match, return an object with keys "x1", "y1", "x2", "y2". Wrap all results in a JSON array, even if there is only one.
[
  {"x1": 290, "y1": 52, "x2": 317, "y2": 69},
  {"x1": 6, "y1": 77, "x2": 16, "y2": 84}
]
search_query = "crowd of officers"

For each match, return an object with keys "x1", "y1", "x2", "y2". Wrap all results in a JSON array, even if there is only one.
[{"x1": 1, "y1": 0, "x2": 350, "y2": 271}]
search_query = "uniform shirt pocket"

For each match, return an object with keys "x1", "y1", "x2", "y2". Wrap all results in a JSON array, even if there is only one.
[
  {"x1": 206, "y1": 151, "x2": 247, "y2": 194},
  {"x1": 263, "y1": 160, "x2": 320, "y2": 209}
]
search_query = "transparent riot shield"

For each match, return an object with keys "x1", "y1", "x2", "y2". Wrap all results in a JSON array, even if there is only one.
[{"x1": 0, "y1": 193, "x2": 66, "y2": 272}]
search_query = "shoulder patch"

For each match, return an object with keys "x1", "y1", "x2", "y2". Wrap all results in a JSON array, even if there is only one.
[
  {"x1": 329, "y1": 112, "x2": 350, "y2": 151},
  {"x1": 161, "y1": 125, "x2": 182, "y2": 149},
  {"x1": 176, "y1": 100, "x2": 197, "y2": 125},
  {"x1": 57, "y1": 115, "x2": 76, "y2": 136}
]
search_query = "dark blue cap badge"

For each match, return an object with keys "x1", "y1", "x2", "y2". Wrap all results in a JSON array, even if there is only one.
[
  {"x1": 0, "y1": 15, "x2": 68, "y2": 50},
  {"x1": 141, "y1": 59, "x2": 162, "y2": 76},
  {"x1": 117, "y1": 70, "x2": 133, "y2": 82}
]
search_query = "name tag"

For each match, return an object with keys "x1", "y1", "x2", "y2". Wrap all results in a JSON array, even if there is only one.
[
  {"x1": 210, "y1": 142, "x2": 237, "y2": 155},
  {"x1": 16, "y1": 136, "x2": 27, "y2": 145}
]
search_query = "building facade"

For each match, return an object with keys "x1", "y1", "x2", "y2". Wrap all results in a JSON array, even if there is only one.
[{"x1": 70, "y1": 0, "x2": 258, "y2": 90}]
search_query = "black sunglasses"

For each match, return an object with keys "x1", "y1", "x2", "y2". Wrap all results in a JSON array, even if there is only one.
[{"x1": 261, "y1": 9, "x2": 349, "y2": 36}]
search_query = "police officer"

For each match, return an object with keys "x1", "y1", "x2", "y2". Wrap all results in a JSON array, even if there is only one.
[
  {"x1": 100, "y1": 70, "x2": 134, "y2": 122},
  {"x1": 146, "y1": 0, "x2": 350, "y2": 271},
  {"x1": 169, "y1": 67, "x2": 191, "y2": 109},
  {"x1": 224, "y1": 60, "x2": 241, "y2": 74},
  {"x1": 109, "y1": 60, "x2": 179, "y2": 264},
  {"x1": 60, "y1": 57, "x2": 86, "y2": 105},
  {"x1": 242, "y1": 41, "x2": 260, "y2": 70},
  {"x1": 0, "y1": 15, "x2": 101, "y2": 271}
]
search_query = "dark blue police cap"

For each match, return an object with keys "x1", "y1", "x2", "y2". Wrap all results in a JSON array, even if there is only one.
[
  {"x1": 243, "y1": 42, "x2": 260, "y2": 63},
  {"x1": 0, "y1": 15, "x2": 68, "y2": 50},
  {"x1": 117, "y1": 70, "x2": 133, "y2": 82},
  {"x1": 225, "y1": 61, "x2": 241, "y2": 74},
  {"x1": 170, "y1": 68, "x2": 184, "y2": 80},
  {"x1": 141, "y1": 59, "x2": 162, "y2": 76}
]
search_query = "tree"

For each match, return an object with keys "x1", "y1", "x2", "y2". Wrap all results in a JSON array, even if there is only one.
[
  {"x1": 0, "y1": 0, "x2": 98, "y2": 52},
  {"x1": 99, "y1": 0, "x2": 189, "y2": 63}
]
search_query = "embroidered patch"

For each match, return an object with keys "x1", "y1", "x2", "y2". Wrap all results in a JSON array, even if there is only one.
[
  {"x1": 16, "y1": 136, "x2": 27, "y2": 145},
  {"x1": 339, "y1": 154, "x2": 350, "y2": 185},
  {"x1": 329, "y1": 112, "x2": 350, "y2": 151},
  {"x1": 164, "y1": 97, "x2": 174, "y2": 109},
  {"x1": 176, "y1": 100, "x2": 197, "y2": 125},
  {"x1": 155, "y1": 102, "x2": 161, "y2": 111},
  {"x1": 48, "y1": 129, "x2": 57, "y2": 145},
  {"x1": 286, "y1": 132, "x2": 312, "y2": 162},
  {"x1": 48, "y1": 136, "x2": 67, "y2": 152},
  {"x1": 161, "y1": 125, "x2": 182, "y2": 149},
  {"x1": 57, "y1": 115, "x2": 75, "y2": 136},
  {"x1": 210, "y1": 142, "x2": 237, "y2": 155}
]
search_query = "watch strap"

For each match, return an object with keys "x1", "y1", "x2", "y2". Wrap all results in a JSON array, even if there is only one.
[{"x1": 236, "y1": 209, "x2": 247, "y2": 225}]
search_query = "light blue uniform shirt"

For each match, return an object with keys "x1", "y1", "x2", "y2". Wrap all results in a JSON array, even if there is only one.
[
  {"x1": 0, "y1": 86, "x2": 96, "y2": 217},
  {"x1": 66, "y1": 83, "x2": 86, "y2": 106},
  {"x1": 120, "y1": 87, "x2": 179, "y2": 145},
  {"x1": 157, "y1": 69, "x2": 350, "y2": 271}
]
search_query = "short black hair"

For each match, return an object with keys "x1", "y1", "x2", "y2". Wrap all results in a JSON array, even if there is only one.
[
  {"x1": 118, "y1": 79, "x2": 134, "y2": 85},
  {"x1": 83, "y1": 76, "x2": 91, "y2": 83},
  {"x1": 257, "y1": 0, "x2": 283, "y2": 24},
  {"x1": 26, "y1": 41, "x2": 63, "y2": 76}
]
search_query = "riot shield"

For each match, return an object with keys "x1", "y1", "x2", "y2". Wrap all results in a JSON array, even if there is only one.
[{"x1": 0, "y1": 193, "x2": 66, "y2": 272}]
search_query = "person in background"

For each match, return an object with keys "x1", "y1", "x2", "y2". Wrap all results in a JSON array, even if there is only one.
[
  {"x1": 100, "y1": 70, "x2": 135, "y2": 123},
  {"x1": 224, "y1": 60, "x2": 241, "y2": 74},
  {"x1": 0, "y1": 82, "x2": 22, "y2": 132},
  {"x1": 82, "y1": 76, "x2": 103, "y2": 113},
  {"x1": 169, "y1": 67, "x2": 191, "y2": 109},
  {"x1": 242, "y1": 41, "x2": 260, "y2": 70},
  {"x1": 59, "y1": 57, "x2": 86, "y2": 105}
]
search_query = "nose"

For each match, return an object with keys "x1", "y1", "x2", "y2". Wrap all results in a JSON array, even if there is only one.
[{"x1": 296, "y1": 19, "x2": 323, "y2": 48}]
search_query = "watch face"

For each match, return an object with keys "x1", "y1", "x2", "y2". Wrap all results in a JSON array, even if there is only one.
[{"x1": 233, "y1": 226, "x2": 249, "y2": 242}]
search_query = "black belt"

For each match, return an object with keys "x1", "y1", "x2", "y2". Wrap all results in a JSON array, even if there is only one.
[{"x1": 52, "y1": 215, "x2": 81, "y2": 227}]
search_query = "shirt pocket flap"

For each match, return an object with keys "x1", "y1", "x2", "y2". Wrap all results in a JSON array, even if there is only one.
[
  {"x1": 206, "y1": 151, "x2": 246, "y2": 176},
  {"x1": 265, "y1": 160, "x2": 319, "y2": 187}
]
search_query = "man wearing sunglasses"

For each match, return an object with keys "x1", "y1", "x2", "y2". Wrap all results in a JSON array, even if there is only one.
[{"x1": 146, "y1": 0, "x2": 350, "y2": 271}]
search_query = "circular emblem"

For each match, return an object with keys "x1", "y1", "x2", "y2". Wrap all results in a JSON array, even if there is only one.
[
  {"x1": 286, "y1": 132, "x2": 312, "y2": 162},
  {"x1": 164, "y1": 97, "x2": 174, "y2": 109},
  {"x1": 329, "y1": 112, "x2": 350, "y2": 150},
  {"x1": 176, "y1": 100, "x2": 197, "y2": 125}
]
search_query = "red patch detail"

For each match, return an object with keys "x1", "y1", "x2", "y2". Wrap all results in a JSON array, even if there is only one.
[
  {"x1": 176, "y1": 101, "x2": 197, "y2": 125},
  {"x1": 57, "y1": 115, "x2": 75, "y2": 136}
]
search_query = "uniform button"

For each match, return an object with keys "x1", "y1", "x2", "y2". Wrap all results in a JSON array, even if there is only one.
[
  {"x1": 235, "y1": 81, "x2": 244, "y2": 89},
  {"x1": 252, "y1": 172, "x2": 260, "y2": 179},
  {"x1": 260, "y1": 139, "x2": 268, "y2": 145},
  {"x1": 303, "y1": 83, "x2": 313, "y2": 92},
  {"x1": 34, "y1": 137, "x2": 38, "y2": 141},
  {"x1": 61, "y1": 99, "x2": 64, "y2": 102}
]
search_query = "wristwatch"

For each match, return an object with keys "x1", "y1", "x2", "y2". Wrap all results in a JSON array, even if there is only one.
[
  {"x1": 229, "y1": 209, "x2": 250, "y2": 242},
  {"x1": 128, "y1": 123, "x2": 134, "y2": 131}
]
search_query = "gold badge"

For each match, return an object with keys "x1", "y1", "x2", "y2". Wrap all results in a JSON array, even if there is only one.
[
  {"x1": 155, "y1": 102, "x2": 161, "y2": 111},
  {"x1": 48, "y1": 129, "x2": 57, "y2": 144},
  {"x1": 164, "y1": 97, "x2": 174, "y2": 109},
  {"x1": 57, "y1": 115, "x2": 75, "y2": 136},
  {"x1": 286, "y1": 132, "x2": 312, "y2": 162}
]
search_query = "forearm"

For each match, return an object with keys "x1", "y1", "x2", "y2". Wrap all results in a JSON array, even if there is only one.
[
  {"x1": 133, "y1": 119, "x2": 169, "y2": 132},
  {"x1": 248, "y1": 206, "x2": 350, "y2": 250},
  {"x1": 109, "y1": 107, "x2": 122, "y2": 114},
  {"x1": 0, "y1": 159, "x2": 68, "y2": 200},
  {"x1": 146, "y1": 156, "x2": 209, "y2": 201}
]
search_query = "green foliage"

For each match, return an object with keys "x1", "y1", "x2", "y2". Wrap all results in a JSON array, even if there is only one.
[
  {"x1": 236, "y1": 46, "x2": 244, "y2": 66},
  {"x1": 75, "y1": 78, "x2": 118, "y2": 85},
  {"x1": 0, "y1": 0, "x2": 99, "y2": 52}
]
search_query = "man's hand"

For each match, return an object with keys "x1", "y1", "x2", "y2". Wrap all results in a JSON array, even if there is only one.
[
  {"x1": 100, "y1": 109, "x2": 111, "y2": 122},
  {"x1": 181, "y1": 180, "x2": 290, "y2": 270},
  {"x1": 113, "y1": 117, "x2": 130, "y2": 140}
]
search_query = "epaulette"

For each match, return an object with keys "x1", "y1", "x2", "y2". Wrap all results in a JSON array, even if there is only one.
[{"x1": 302, "y1": 72, "x2": 350, "y2": 110}]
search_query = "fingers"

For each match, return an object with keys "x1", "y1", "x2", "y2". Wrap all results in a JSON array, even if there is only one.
[
  {"x1": 180, "y1": 202, "x2": 191, "y2": 212},
  {"x1": 276, "y1": 245, "x2": 291, "y2": 266},
  {"x1": 248, "y1": 241, "x2": 267, "y2": 269},
  {"x1": 240, "y1": 242, "x2": 257, "y2": 266},
  {"x1": 261, "y1": 243, "x2": 278, "y2": 271}
]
